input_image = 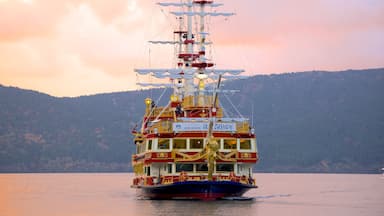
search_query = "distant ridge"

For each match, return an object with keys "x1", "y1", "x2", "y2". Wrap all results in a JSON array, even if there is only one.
[{"x1": 1, "y1": 68, "x2": 383, "y2": 173}]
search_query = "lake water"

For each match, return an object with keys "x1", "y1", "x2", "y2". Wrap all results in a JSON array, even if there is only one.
[{"x1": 1, "y1": 173, "x2": 383, "y2": 216}]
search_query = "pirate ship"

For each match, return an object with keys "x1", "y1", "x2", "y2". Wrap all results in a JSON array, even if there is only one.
[{"x1": 131, "y1": 0, "x2": 259, "y2": 200}]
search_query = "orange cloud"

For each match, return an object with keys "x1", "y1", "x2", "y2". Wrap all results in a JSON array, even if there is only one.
[
  {"x1": 85, "y1": 0, "x2": 129, "y2": 24},
  {"x1": 214, "y1": 0, "x2": 384, "y2": 46},
  {"x1": 0, "y1": 0, "x2": 169, "y2": 96},
  {"x1": 0, "y1": 0, "x2": 383, "y2": 97},
  {"x1": 0, "y1": 0, "x2": 67, "y2": 41}
]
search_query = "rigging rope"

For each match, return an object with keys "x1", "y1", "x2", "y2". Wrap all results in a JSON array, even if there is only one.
[
  {"x1": 153, "y1": 101, "x2": 171, "y2": 122},
  {"x1": 142, "y1": 87, "x2": 169, "y2": 129},
  {"x1": 218, "y1": 100, "x2": 229, "y2": 118},
  {"x1": 223, "y1": 93, "x2": 244, "y2": 119}
]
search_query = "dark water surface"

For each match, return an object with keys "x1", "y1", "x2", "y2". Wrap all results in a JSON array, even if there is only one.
[{"x1": 1, "y1": 173, "x2": 383, "y2": 216}]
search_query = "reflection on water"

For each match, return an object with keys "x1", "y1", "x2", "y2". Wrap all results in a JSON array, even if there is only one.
[
  {"x1": 146, "y1": 199, "x2": 256, "y2": 216},
  {"x1": 0, "y1": 173, "x2": 383, "y2": 216}
]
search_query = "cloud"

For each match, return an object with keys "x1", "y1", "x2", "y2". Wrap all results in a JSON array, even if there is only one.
[
  {"x1": 0, "y1": 0, "x2": 383, "y2": 96},
  {"x1": 0, "y1": 0, "x2": 67, "y2": 41},
  {"x1": 0, "y1": 0, "x2": 151, "y2": 41},
  {"x1": 210, "y1": 0, "x2": 384, "y2": 73},
  {"x1": 82, "y1": 0, "x2": 129, "y2": 24},
  {"x1": 56, "y1": 1, "x2": 169, "y2": 77},
  {"x1": 0, "y1": 0, "x2": 170, "y2": 96},
  {"x1": 214, "y1": 0, "x2": 384, "y2": 46}
]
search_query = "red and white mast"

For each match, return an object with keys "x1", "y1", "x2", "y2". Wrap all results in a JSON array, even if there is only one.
[
  {"x1": 135, "y1": 0, "x2": 244, "y2": 106},
  {"x1": 185, "y1": 0, "x2": 195, "y2": 97}
]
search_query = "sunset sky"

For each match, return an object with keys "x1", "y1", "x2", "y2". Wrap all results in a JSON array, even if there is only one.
[{"x1": 0, "y1": 0, "x2": 383, "y2": 97}]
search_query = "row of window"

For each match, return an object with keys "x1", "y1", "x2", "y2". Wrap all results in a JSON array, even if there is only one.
[
  {"x1": 137, "y1": 138, "x2": 252, "y2": 153},
  {"x1": 175, "y1": 163, "x2": 234, "y2": 173},
  {"x1": 145, "y1": 163, "x2": 235, "y2": 176}
]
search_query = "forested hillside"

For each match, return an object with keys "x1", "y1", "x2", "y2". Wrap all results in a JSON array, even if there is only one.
[
  {"x1": 1, "y1": 68, "x2": 383, "y2": 173},
  {"x1": 224, "y1": 69, "x2": 384, "y2": 173}
]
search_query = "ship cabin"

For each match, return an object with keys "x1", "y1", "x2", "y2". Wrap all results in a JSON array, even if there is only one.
[{"x1": 132, "y1": 95, "x2": 259, "y2": 187}]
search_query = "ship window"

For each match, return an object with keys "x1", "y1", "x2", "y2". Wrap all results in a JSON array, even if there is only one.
[
  {"x1": 136, "y1": 141, "x2": 144, "y2": 153},
  {"x1": 137, "y1": 141, "x2": 145, "y2": 153},
  {"x1": 173, "y1": 139, "x2": 186, "y2": 149},
  {"x1": 240, "y1": 139, "x2": 251, "y2": 150},
  {"x1": 167, "y1": 164, "x2": 173, "y2": 173},
  {"x1": 176, "y1": 163, "x2": 193, "y2": 172},
  {"x1": 196, "y1": 163, "x2": 208, "y2": 172},
  {"x1": 147, "y1": 166, "x2": 151, "y2": 176},
  {"x1": 147, "y1": 140, "x2": 152, "y2": 150},
  {"x1": 190, "y1": 139, "x2": 204, "y2": 149},
  {"x1": 237, "y1": 164, "x2": 242, "y2": 172},
  {"x1": 216, "y1": 164, "x2": 234, "y2": 172},
  {"x1": 158, "y1": 138, "x2": 170, "y2": 149},
  {"x1": 223, "y1": 139, "x2": 237, "y2": 149}
]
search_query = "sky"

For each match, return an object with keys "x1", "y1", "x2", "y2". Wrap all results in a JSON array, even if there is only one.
[{"x1": 0, "y1": 0, "x2": 383, "y2": 97}]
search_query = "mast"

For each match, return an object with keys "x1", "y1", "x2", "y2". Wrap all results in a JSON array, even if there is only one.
[
  {"x1": 197, "y1": 0, "x2": 207, "y2": 106},
  {"x1": 184, "y1": 0, "x2": 195, "y2": 97},
  {"x1": 136, "y1": 0, "x2": 246, "y2": 130},
  {"x1": 137, "y1": 1, "x2": 242, "y2": 99}
]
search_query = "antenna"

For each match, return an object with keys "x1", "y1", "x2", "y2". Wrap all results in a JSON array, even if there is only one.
[{"x1": 251, "y1": 102, "x2": 254, "y2": 127}]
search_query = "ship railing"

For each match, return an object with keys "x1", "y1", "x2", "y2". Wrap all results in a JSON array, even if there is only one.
[
  {"x1": 137, "y1": 173, "x2": 257, "y2": 186},
  {"x1": 146, "y1": 106, "x2": 174, "y2": 118},
  {"x1": 148, "y1": 120, "x2": 173, "y2": 134},
  {"x1": 148, "y1": 118, "x2": 251, "y2": 134},
  {"x1": 175, "y1": 118, "x2": 251, "y2": 133},
  {"x1": 236, "y1": 121, "x2": 251, "y2": 133},
  {"x1": 182, "y1": 95, "x2": 219, "y2": 108},
  {"x1": 133, "y1": 151, "x2": 258, "y2": 163},
  {"x1": 147, "y1": 120, "x2": 251, "y2": 134},
  {"x1": 135, "y1": 175, "x2": 216, "y2": 186},
  {"x1": 182, "y1": 106, "x2": 224, "y2": 118},
  {"x1": 177, "y1": 117, "x2": 249, "y2": 122}
]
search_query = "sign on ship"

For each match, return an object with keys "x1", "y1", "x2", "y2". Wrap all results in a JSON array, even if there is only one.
[{"x1": 173, "y1": 122, "x2": 236, "y2": 132}]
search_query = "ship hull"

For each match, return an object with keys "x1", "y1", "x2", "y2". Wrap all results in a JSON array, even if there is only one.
[{"x1": 137, "y1": 181, "x2": 256, "y2": 200}]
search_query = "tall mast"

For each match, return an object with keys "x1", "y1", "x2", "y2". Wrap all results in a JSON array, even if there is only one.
[
  {"x1": 197, "y1": 1, "x2": 207, "y2": 106},
  {"x1": 184, "y1": 0, "x2": 195, "y2": 97},
  {"x1": 136, "y1": 1, "x2": 244, "y2": 105}
]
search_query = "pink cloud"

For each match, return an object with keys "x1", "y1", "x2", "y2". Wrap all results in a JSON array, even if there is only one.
[
  {"x1": 214, "y1": 0, "x2": 384, "y2": 46},
  {"x1": 0, "y1": 0, "x2": 67, "y2": 41},
  {"x1": 0, "y1": 0, "x2": 383, "y2": 97},
  {"x1": 84, "y1": 0, "x2": 128, "y2": 24}
]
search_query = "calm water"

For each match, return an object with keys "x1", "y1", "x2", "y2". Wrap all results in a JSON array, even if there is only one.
[{"x1": 1, "y1": 173, "x2": 383, "y2": 216}]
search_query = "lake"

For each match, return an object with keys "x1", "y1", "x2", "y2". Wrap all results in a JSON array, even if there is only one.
[{"x1": 1, "y1": 173, "x2": 383, "y2": 216}]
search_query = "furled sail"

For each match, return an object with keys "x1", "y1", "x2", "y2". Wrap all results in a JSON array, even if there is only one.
[
  {"x1": 171, "y1": 12, "x2": 235, "y2": 17},
  {"x1": 158, "y1": 2, "x2": 223, "y2": 7}
]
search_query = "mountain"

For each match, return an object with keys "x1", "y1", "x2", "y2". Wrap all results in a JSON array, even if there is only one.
[
  {"x1": 0, "y1": 68, "x2": 383, "y2": 173},
  {"x1": 224, "y1": 68, "x2": 384, "y2": 173}
]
